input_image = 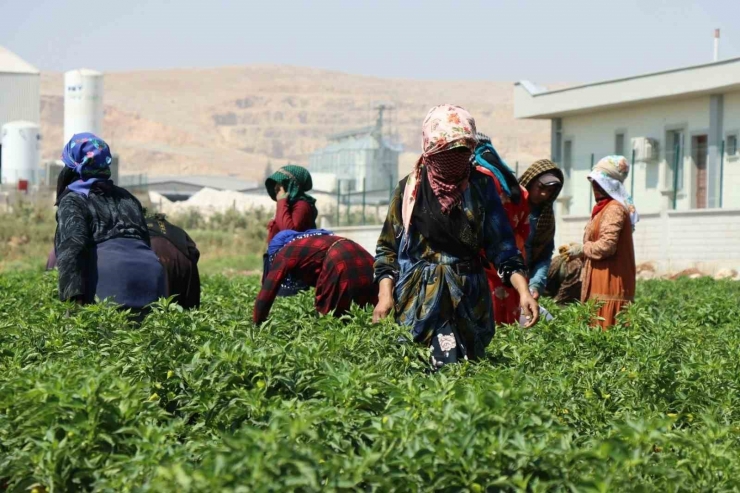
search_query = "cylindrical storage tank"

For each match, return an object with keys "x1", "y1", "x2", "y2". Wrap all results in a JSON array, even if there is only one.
[
  {"x1": 64, "y1": 69, "x2": 104, "y2": 144},
  {"x1": 1, "y1": 121, "x2": 41, "y2": 185}
]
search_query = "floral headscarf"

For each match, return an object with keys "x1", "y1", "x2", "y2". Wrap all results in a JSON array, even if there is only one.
[
  {"x1": 589, "y1": 155, "x2": 639, "y2": 227},
  {"x1": 61, "y1": 133, "x2": 113, "y2": 197},
  {"x1": 420, "y1": 104, "x2": 478, "y2": 157},
  {"x1": 402, "y1": 105, "x2": 478, "y2": 230}
]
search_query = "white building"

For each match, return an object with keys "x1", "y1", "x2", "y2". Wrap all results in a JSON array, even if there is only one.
[
  {"x1": 309, "y1": 126, "x2": 400, "y2": 198},
  {"x1": 309, "y1": 104, "x2": 402, "y2": 203},
  {"x1": 515, "y1": 58, "x2": 740, "y2": 275},
  {"x1": 0, "y1": 47, "x2": 40, "y2": 184},
  {"x1": 0, "y1": 47, "x2": 40, "y2": 130},
  {"x1": 140, "y1": 175, "x2": 259, "y2": 201}
]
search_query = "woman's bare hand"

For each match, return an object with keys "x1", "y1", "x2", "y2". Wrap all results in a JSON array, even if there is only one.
[
  {"x1": 519, "y1": 292, "x2": 539, "y2": 328},
  {"x1": 373, "y1": 278, "x2": 395, "y2": 323},
  {"x1": 372, "y1": 297, "x2": 394, "y2": 323},
  {"x1": 510, "y1": 272, "x2": 539, "y2": 328}
]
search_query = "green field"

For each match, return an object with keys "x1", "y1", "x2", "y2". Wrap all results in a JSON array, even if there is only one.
[
  {"x1": 2, "y1": 272, "x2": 740, "y2": 492},
  {"x1": 0, "y1": 207, "x2": 265, "y2": 276}
]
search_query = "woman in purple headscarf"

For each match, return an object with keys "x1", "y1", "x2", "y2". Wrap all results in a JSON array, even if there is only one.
[{"x1": 55, "y1": 133, "x2": 165, "y2": 316}]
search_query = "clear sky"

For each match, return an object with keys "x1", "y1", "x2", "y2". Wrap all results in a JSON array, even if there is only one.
[{"x1": 2, "y1": 0, "x2": 739, "y2": 83}]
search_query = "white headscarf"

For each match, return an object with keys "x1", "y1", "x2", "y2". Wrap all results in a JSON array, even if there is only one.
[{"x1": 588, "y1": 155, "x2": 639, "y2": 228}]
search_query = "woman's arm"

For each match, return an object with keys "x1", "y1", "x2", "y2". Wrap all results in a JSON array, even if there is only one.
[
  {"x1": 253, "y1": 247, "x2": 300, "y2": 324},
  {"x1": 583, "y1": 205, "x2": 626, "y2": 260},
  {"x1": 372, "y1": 181, "x2": 405, "y2": 322},
  {"x1": 511, "y1": 272, "x2": 539, "y2": 327},
  {"x1": 481, "y1": 178, "x2": 539, "y2": 326},
  {"x1": 372, "y1": 277, "x2": 395, "y2": 323},
  {"x1": 373, "y1": 181, "x2": 404, "y2": 284},
  {"x1": 55, "y1": 195, "x2": 92, "y2": 302},
  {"x1": 481, "y1": 177, "x2": 524, "y2": 275},
  {"x1": 529, "y1": 239, "x2": 554, "y2": 297}
]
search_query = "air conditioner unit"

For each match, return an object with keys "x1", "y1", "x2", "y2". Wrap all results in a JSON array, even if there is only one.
[{"x1": 631, "y1": 137, "x2": 659, "y2": 162}]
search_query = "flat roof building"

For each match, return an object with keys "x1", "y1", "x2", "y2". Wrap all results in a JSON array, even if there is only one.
[
  {"x1": 514, "y1": 56, "x2": 740, "y2": 275},
  {"x1": 142, "y1": 175, "x2": 260, "y2": 201}
]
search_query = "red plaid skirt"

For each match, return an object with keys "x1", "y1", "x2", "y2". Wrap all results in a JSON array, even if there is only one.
[{"x1": 315, "y1": 239, "x2": 378, "y2": 316}]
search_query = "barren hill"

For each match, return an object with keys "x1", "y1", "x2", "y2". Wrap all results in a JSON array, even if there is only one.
[{"x1": 39, "y1": 66, "x2": 553, "y2": 180}]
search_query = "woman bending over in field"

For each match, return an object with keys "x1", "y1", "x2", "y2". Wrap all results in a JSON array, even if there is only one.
[
  {"x1": 373, "y1": 104, "x2": 538, "y2": 368},
  {"x1": 253, "y1": 231, "x2": 377, "y2": 324},
  {"x1": 47, "y1": 210, "x2": 200, "y2": 310},
  {"x1": 565, "y1": 155, "x2": 638, "y2": 330},
  {"x1": 145, "y1": 211, "x2": 201, "y2": 310},
  {"x1": 55, "y1": 133, "x2": 165, "y2": 317}
]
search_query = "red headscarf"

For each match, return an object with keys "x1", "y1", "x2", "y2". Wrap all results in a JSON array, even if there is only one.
[{"x1": 423, "y1": 150, "x2": 472, "y2": 213}]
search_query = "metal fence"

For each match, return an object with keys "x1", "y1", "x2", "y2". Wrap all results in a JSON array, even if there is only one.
[
  {"x1": 328, "y1": 177, "x2": 394, "y2": 227},
  {"x1": 327, "y1": 161, "x2": 530, "y2": 227}
]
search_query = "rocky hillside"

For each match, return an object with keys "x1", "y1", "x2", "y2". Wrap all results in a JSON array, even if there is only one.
[{"x1": 40, "y1": 66, "x2": 553, "y2": 180}]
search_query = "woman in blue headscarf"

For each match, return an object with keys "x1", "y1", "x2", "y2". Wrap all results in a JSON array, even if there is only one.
[{"x1": 55, "y1": 133, "x2": 165, "y2": 316}]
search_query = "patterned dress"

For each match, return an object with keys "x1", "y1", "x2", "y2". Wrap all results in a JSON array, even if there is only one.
[
  {"x1": 374, "y1": 170, "x2": 522, "y2": 366},
  {"x1": 546, "y1": 255, "x2": 583, "y2": 305},
  {"x1": 477, "y1": 167, "x2": 530, "y2": 325},
  {"x1": 581, "y1": 202, "x2": 636, "y2": 330}
]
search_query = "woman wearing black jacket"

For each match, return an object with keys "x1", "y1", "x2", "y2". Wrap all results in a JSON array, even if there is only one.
[{"x1": 55, "y1": 133, "x2": 165, "y2": 313}]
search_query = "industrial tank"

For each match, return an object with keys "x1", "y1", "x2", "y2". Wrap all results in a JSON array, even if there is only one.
[
  {"x1": 0, "y1": 121, "x2": 41, "y2": 185},
  {"x1": 64, "y1": 69, "x2": 104, "y2": 143}
]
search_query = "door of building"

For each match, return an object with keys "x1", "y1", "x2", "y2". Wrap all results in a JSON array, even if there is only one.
[{"x1": 693, "y1": 135, "x2": 708, "y2": 209}]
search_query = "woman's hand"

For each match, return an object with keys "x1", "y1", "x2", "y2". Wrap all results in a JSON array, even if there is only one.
[
  {"x1": 275, "y1": 184, "x2": 288, "y2": 200},
  {"x1": 510, "y1": 272, "x2": 539, "y2": 328},
  {"x1": 518, "y1": 291, "x2": 539, "y2": 328},
  {"x1": 373, "y1": 278, "x2": 394, "y2": 323},
  {"x1": 565, "y1": 244, "x2": 584, "y2": 259}
]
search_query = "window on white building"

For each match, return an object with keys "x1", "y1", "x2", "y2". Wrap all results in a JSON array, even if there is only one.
[
  {"x1": 666, "y1": 130, "x2": 684, "y2": 190},
  {"x1": 727, "y1": 134, "x2": 738, "y2": 156},
  {"x1": 563, "y1": 140, "x2": 572, "y2": 177},
  {"x1": 615, "y1": 133, "x2": 625, "y2": 156}
]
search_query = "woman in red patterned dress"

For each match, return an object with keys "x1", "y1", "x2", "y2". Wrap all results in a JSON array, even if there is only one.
[{"x1": 474, "y1": 135, "x2": 530, "y2": 326}]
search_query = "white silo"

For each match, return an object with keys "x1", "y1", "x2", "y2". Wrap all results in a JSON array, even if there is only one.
[
  {"x1": 0, "y1": 46, "x2": 41, "y2": 130},
  {"x1": 64, "y1": 69, "x2": 104, "y2": 143},
  {"x1": 1, "y1": 121, "x2": 41, "y2": 185}
]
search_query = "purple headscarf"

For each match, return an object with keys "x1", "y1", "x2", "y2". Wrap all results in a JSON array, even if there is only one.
[{"x1": 61, "y1": 132, "x2": 113, "y2": 197}]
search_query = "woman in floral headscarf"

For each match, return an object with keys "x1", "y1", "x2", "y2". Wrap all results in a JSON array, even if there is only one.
[
  {"x1": 373, "y1": 104, "x2": 538, "y2": 368},
  {"x1": 55, "y1": 133, "x2": 165, "y2": 317},
  {"x1": 566, "y1": 155, "x2": 638, "y2": 330}
]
